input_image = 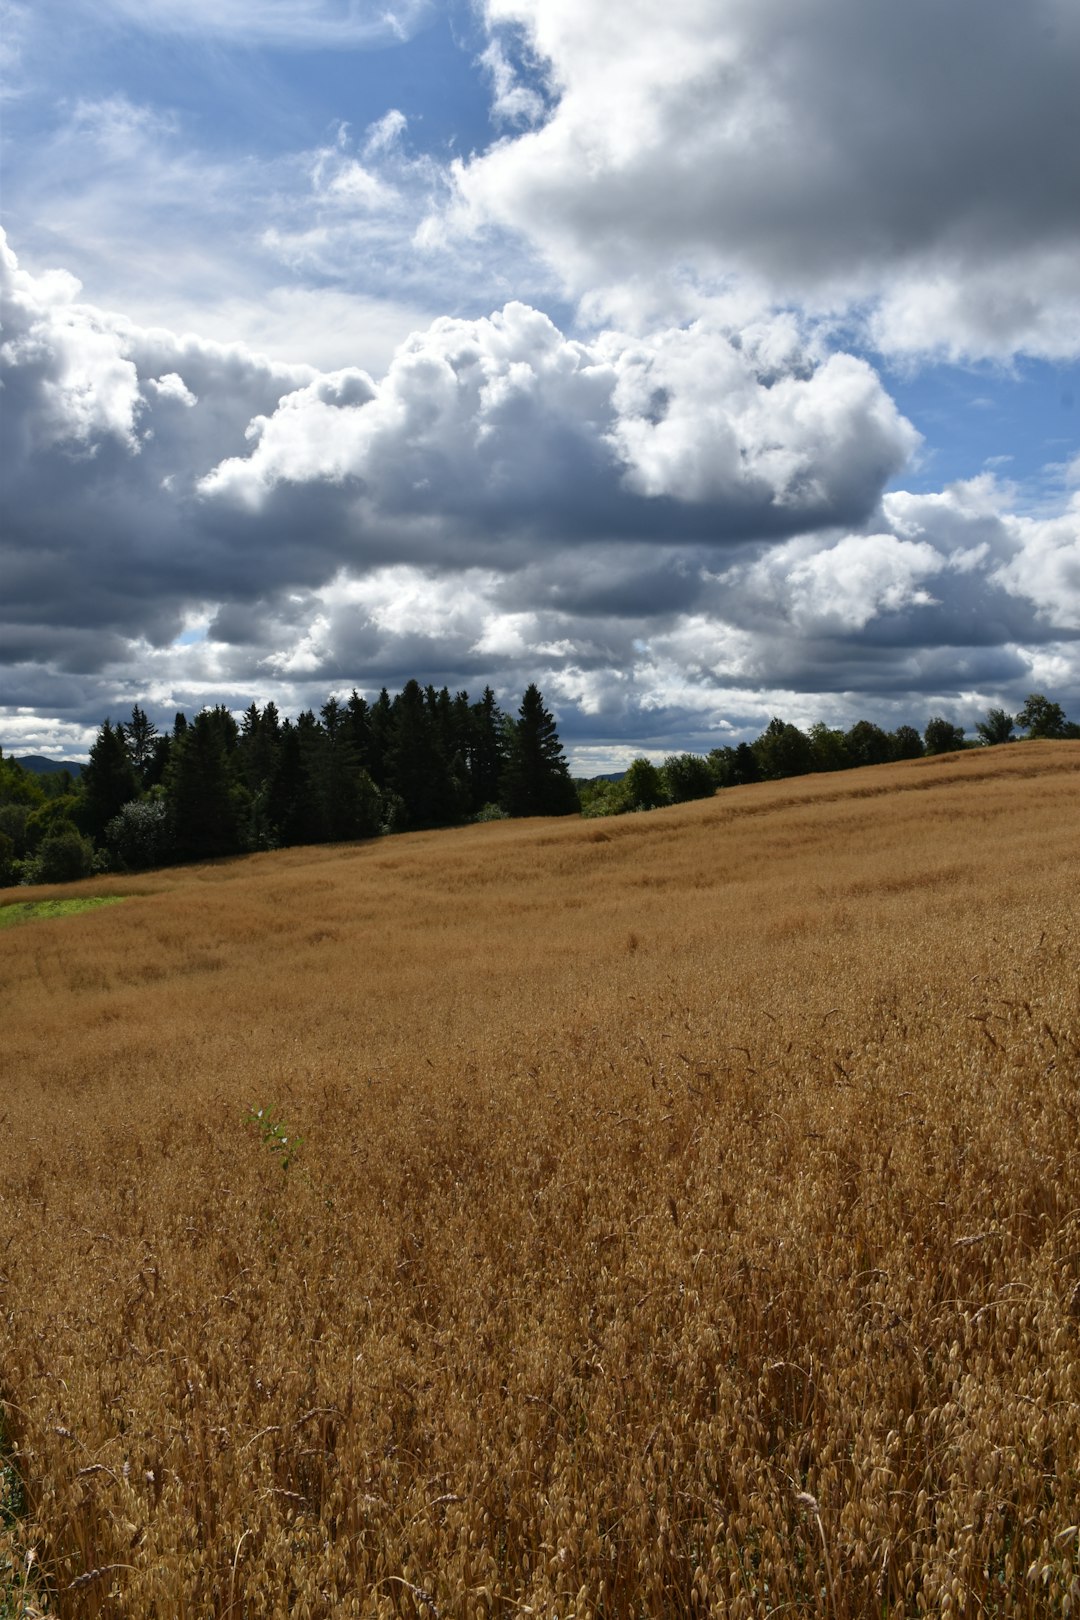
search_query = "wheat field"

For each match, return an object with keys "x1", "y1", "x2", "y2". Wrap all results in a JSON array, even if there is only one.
[{"x1": 1, "y1": 742, "x2": 1078, "y2": 1618}]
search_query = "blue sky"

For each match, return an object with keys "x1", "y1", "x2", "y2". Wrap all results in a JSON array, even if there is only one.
[{"x1": 2, "y1": 0, "x2": 1078, "y2": 767}]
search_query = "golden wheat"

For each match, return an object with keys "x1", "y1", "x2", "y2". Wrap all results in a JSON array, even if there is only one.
[{"x1": 1, "y1": 742, "x2": 1078, "y2": 1617}]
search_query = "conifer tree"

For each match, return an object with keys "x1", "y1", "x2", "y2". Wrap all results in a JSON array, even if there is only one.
[
  {"x1": 367, "y1": 689, "x2": 394, "y2": 789},
  {"x1": 81, "y1": 720, "x2": 139, "y2": 840},
  {"x1": 469, "y1": 686, "x2": 506, "y2": 811},
  {"x1": 501, "y1": 685, "x2": 578, "y2": 817},
  {"x1": 121, "y1": 705, "x2": 160, "y2": 783},
  {"x1": 164, "y1": 709, "x2": 242, "y2": 861}
]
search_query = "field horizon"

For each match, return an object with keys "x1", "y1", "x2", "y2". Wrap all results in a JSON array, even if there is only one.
[{"x1": 2, "y1": 741, "x2": 1078, "y2": 1617}]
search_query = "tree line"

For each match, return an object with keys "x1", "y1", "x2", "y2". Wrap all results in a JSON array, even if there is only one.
[
  {"x1": 0, "y1": 682, "x2": 577, "y2": 885},
  {"x1": 0, "y1": 688, "x2": 1075, "y2": 886},
  {"x1": 580, "y1": 694, "x2": 1077, "y2": 815}
]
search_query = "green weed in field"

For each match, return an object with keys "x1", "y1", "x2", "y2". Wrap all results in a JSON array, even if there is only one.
[{"x1": 0, "y1": 897, "x2": 126, "y2": 930}]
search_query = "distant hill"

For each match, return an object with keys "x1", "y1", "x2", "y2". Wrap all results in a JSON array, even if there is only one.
[{"x1": 9, "y1": 755, "x2": 84, "y2": 776}]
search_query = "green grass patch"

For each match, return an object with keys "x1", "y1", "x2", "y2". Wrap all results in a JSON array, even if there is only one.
[{"x1": 0, "y1": 896, "x2": 127, "y2": 930}]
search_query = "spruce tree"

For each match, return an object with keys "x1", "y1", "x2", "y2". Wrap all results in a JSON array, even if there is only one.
[
  {"x1": 469, "y1": 687, "x2": 506, "y2": 812},
  {"x1": 121, "y1": 705, "x2": 160, "y2": 784},
  {"x1": 164, "y1": 709, "x2": 242, "y2": 861},
  {"x1": 502, "y1": 685, "x2": 578, "y2": 817},
  {"x1": 81, "y1": 720, "x2": 139, "y2": 840}
]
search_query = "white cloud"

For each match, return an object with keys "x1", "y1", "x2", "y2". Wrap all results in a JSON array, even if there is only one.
[
  {"x1": 93, "y1": 0, "x2": 435, "y2": 48},
  {"x1": 0, "y1": 235, "x2": 143, "y2": 451},
  {"x1": 200, "y1": 299, "x2": 915, "y2": 537},
  {"x1": 445, "y1": 0, "x2": 1080, "y2": 360},
  {"x1": 479, "y1": 39, "x2": 547, "y2": 127},
  {"x1": 991, "y1": 495, "x2": 1080, "y2": 631},
  {"x1": 605, "y1": 325, "x2": 918, "y2": 513},
  {"x1": 868, "y1": 248, "x2": 1080, "y2": 363},
  {"x1": 3, "y1": 233, "x2": 1077, "y2": 762},
  {"x1": 737, "y1": 532, "x2": 945, "y2": 633},
  {"x1": 147, "y1": 372, "x2": 198, "y2": 407},
  {"x1": 2, "y1": 89, "x2": 462, "y2": 382}
]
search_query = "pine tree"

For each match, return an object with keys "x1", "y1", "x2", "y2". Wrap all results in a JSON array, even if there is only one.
[
  {"x1": 469, "y1": 687, "x2": 506, "y2": 812},
  {"x1": 164, "y1": 709, "x2": 242, "y2": 861},
  {"x1": 501, "y1": 685, "x2": 578, "y2": 817},
  {"x1": 121, "y1": 705, "x2": 160, "y2": 783},
  {"x1": 367, "y1": 689, "x2": 395, "y2": 790},
  {"x1": 388, "y1": 681, "x2": 444, "y2": 829},
  {"x1": 321, "y1": 698, "x2": 381, "y2": 841},
  {"x1": 346, "y1": 690, "x2": 373, "y2": 775},
  {"x1": 81, "y1": 720, "x2": 139, "y2": 840}
]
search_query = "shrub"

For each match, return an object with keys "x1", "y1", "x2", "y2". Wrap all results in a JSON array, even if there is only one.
[
  {"x1": 25, "y1": 826, "x2": 97, "y2": 885},
  {"x1": 105, "y1": 797, "x2": 172, "y2": 871}
]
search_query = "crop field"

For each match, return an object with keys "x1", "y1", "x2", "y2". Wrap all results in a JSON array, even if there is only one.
[{"x1": 1, "y1": 742, "x2": 1078, "y2": 1618}]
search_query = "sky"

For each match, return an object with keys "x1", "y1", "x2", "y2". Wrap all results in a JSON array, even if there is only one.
[{"x1": 2, "y1": 0, "x2": 1078, "y2": 771}]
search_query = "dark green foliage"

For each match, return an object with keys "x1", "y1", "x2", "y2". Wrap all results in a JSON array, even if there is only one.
[
  {"x1": 239, "y1": 702, "x2": 282, "y2": 795},
  {"x1": 975, "y1": 707, "x2": 1015, "y2": 746},
  {"x1": 345, "y1": 691, "x2": 374, "y2": 775},
  {"x1": 30, "y1": 824, "x2": 97, "y2": 884},
  {"x1": 105, "y1": 798, "x2": 171, "y2": 872},
  {"x1": 732, "y1": 742, "x2": 760, "y2": 784},
  {"x1": 321, "y1": 700, "x2": 382, "y2": 841},
  {"x1": 80, "y1": 719, "x2": 139, "y2": 840},
  {"x1": 143, "y1": 731, "x2": 173, "y2": 790},
  {"x1": 578, "y1": 777, "x2": 628, "y2": 818},
  {"x1": 808, "y1": 724, "x2": 851, "y2": 772},
  {"x1": 708, "y1": 743, "x2": 762, "y2": 787},
  {"x1": 0, "y1": 830, "x2": 15, "y2": 888},
  {"x1": 164, "y1": 709, "x2": 244, "y2": 861},
  {"x1": 890, "y1": 725, "x2": 924, "y2": 760},
  {"x1": 1016, "y1": 692, "x2": 1068, "y2": 739},
  {"x1": 69, "y1": 681, "x2": 1072, "y2": 874},
  {"x1": 387, "y1": 681, "x2": 463, "y2": 830},
  {"x1": 924, "y1": 716, "x2": 966, "y2": 754},
  {"x1": 844, "y1": 719, "x2": 892, "y2": 768},
  {"x1": 267, "y1": 721, "x2": 310, "y2": 846},
  {"x1": 37, "y1": 765, "x2": 79, "y2": 800},
  {"x1": 0, "y1": 750, "x2": 45, "y2": 810},
  {"x1": 466, "y1": 687, "x2": 507, "y2": 815},
  {"x1": 502, "y1": 685, "x2": 578, "y2": 817},
  {"x1": 24, "y1": 794, "x2": 82, "y2": 852},
  {"x1": 661, "y1": 752, "x2": 715, "y2": 804},
  {"x1": 754, "y1": 717, "x2": 814, "y2": 779},
  {"x1": 367, "y1": 689, "x2": 395, "y2": 790},
  {"x1": 623, "y1": 757, "x2": 669, "y2": 810},
  {"x1": 121, "y1": 704, "x2": 160, "y2": 783},
  {"x1": 0, "y1": 806, "x2": 29, "y2": 867}
]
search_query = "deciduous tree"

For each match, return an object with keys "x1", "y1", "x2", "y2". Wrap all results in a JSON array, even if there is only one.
[
  {"x1": 923, "y1": 716, "x2": 966, "y2": 755},
  {"x1": 975, "y1": 707, "x2": 1015, "y2": 746},
  {"x1": 1016, "y1": 692, "x2": 1067, "y2": 739}
]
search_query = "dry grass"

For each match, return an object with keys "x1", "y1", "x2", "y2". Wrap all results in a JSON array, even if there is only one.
[{"x1": 1, "y1": 742, "x2": 1078, "y2": 1618}]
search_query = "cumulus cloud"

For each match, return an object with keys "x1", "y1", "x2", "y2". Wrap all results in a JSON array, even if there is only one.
[
  {"x1": 200, "y1": 299, "x2": 916, "y2": 543},
  {"x1": 2, "y1": 232, "x2": 1077, "y2": 769},
  {"x1": 445, "y1": 0, "x2": 1080, "y2": 359}
]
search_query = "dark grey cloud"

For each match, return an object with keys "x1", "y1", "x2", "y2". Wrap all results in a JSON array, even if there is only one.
[
  {"x1": 2, "y1": 232, "x2": 1077, "y2": 765},
  {"x1": 457, "y1": 0, "x2": 1080, "y2": 358}
]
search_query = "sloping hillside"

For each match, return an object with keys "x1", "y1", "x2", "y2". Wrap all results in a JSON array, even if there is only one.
[{"x1": 1, "y1": 743, "x2": 1078, "y2": 1617}]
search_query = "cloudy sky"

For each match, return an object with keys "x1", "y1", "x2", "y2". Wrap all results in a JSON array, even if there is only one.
[{"x1": 2, "y1": 0, "x2": 1078, "y2": 770}]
